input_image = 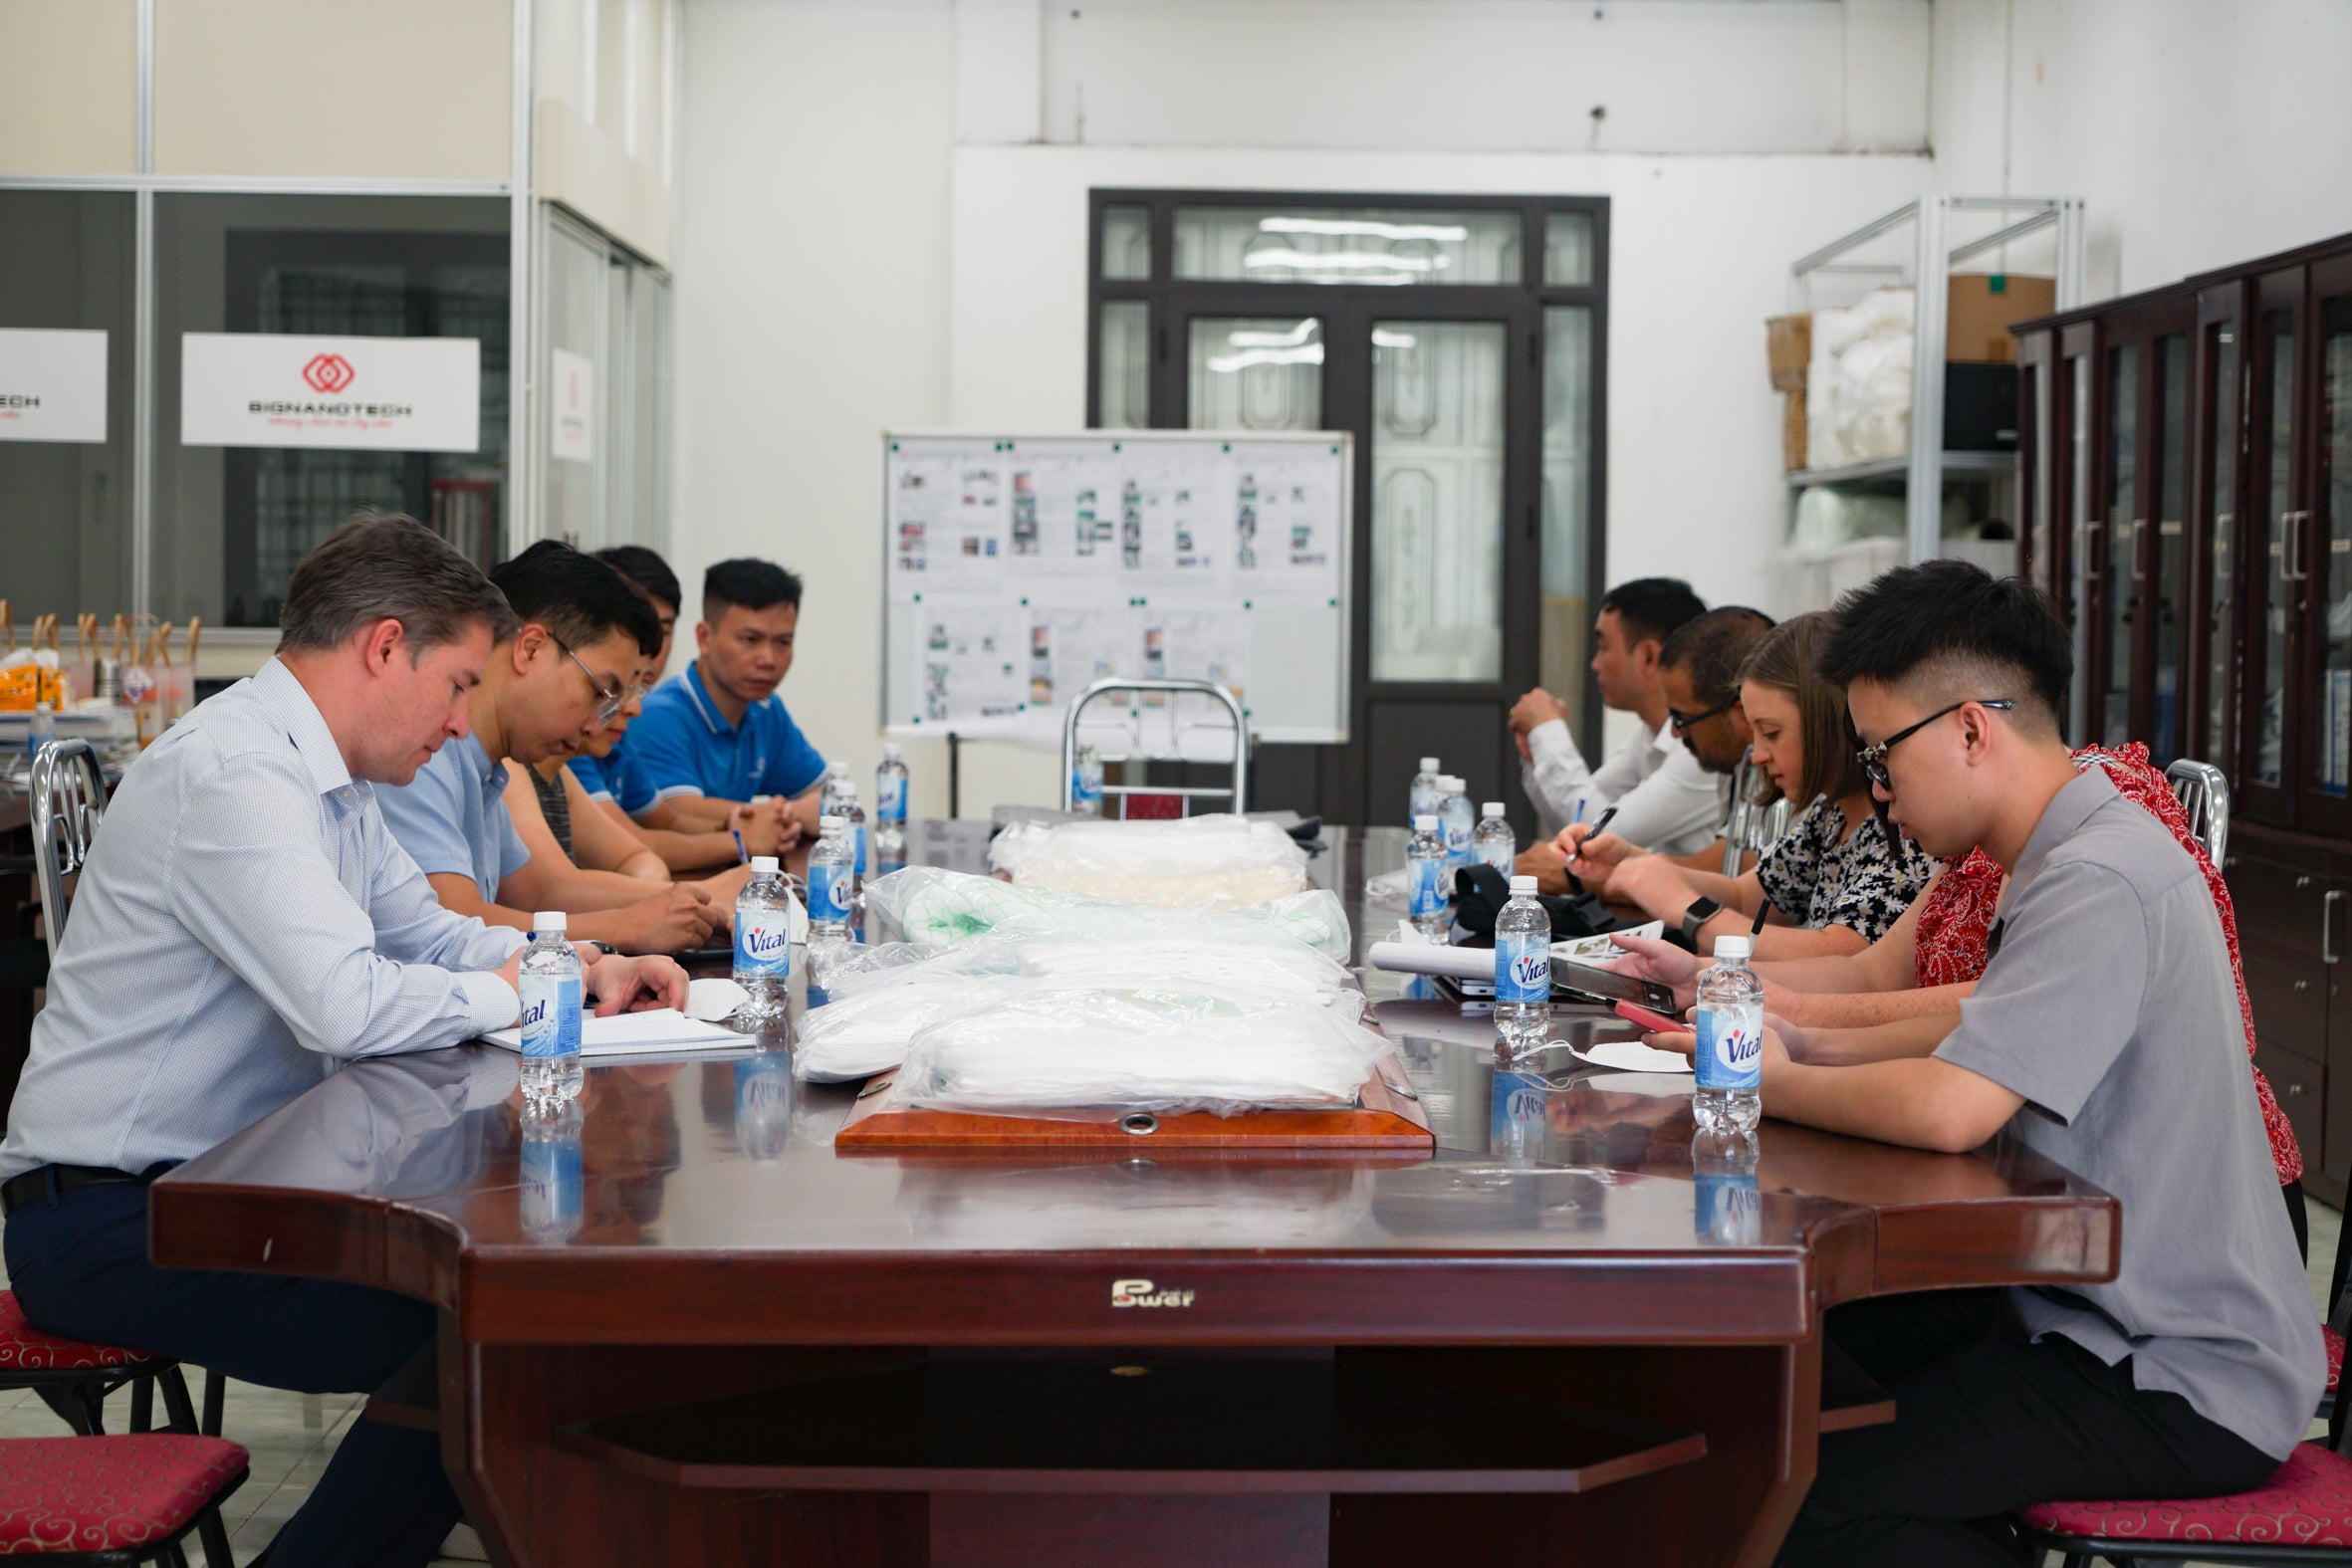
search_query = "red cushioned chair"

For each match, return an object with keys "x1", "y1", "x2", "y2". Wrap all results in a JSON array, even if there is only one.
[
  {"x1": 0, "y1": 1434, "x2": 246, "y2": 1566},
  {"x1": 0, "y1": 1289, "x2": 204, "y2": 1441},
  {"x1": 2016, "y1": 1214, "x2": 2352, "y2": 1566}
]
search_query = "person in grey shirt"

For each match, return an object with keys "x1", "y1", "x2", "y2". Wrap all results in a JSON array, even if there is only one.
[
  {"x1": 1725, "y1": 560, "x2": 2324, "y2": 1567},
  {"x1": 0, "y1": 514, "x2": 685, "y2": 1568}
]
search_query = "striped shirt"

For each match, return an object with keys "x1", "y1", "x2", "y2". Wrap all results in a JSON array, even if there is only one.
[{"x1": 0, "y1": 658, "x2": 526, "y2": 1183}]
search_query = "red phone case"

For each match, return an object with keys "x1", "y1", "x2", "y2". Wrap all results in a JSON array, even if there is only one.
[{"x1": 1613, "y1": 1000, "x2": 1682, "y2": 1033}]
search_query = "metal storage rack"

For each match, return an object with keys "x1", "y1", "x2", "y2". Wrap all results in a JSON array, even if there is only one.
[{"x1": 1788, "y1": 195, "x2": 2087, "y2": 564}]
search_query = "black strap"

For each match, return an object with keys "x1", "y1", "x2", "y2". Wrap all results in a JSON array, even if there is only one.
[{"x1": 0, "y1": 1163, "x2": 149, "y2": 1219}]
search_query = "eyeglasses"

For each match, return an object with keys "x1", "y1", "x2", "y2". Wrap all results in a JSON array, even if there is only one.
[
  {"x1": 1856, "y1": 699, "x2": 2016, "y2": 790},
  {"x1": 1665, "y1": 696, "x2": 1740, "y2": 734},
  {"x1": 552, "y1": 635, "x2": 628, "y2": 725}
]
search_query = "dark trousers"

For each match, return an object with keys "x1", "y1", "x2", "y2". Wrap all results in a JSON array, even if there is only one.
[
  {"x1": 4, "y1": 1176, "x2": 462, "y2": 1568},
  {"x1": 1776, "y1": 1289, "x2": 2284, "y2": 1567}
]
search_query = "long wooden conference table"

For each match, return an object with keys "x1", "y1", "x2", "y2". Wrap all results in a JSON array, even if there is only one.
[{"x1": 147, "y1": 823, "x2": 2117, "y2": 1567}]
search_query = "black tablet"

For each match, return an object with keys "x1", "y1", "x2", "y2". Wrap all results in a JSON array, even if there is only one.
[{"x1": 1545, "y1": 957, "x2": 1679, "y2": 1014}]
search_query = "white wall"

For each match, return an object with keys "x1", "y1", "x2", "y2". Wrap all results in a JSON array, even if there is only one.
[
  {"x1": 1932, "y1": 0, "x2": 2352, "y2": 301},
  {"x1": 673, "y1": 0, "x2": 1945, "y2": 815}
]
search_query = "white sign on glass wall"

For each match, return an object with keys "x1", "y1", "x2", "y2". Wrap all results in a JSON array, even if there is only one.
[
  {"x1": 550, "y1": 347, "x2": 593, "y2": 464},
  {"x1": 179, "y1": 333, "x2": 480, "y2": 452},
  {"x1": 0, "y1": 329, "x2": 109, "y2": 444}
]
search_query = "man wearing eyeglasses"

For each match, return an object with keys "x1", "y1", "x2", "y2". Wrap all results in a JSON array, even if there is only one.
[{"x1": 375, "y1": 542, "x2": 728, "y2": 955}]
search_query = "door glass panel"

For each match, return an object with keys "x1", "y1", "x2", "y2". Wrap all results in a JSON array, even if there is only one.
[
  {"x1": 1371, "y1": 321, "x2": 1505, "y2": 683},
  {"x1": 1173, "y1": 206, "x2": 1521, "y2": 287},
  {"x1": 1543, "y1": 214, "x2": 1594, "y2": 287},
  {"x1": 1186, "y1": 318, "x2": 1322, "y2": 430},
  {"x1": 629, "y1": 272, "x2": 671, "y2": 555},
  {"x1": 2152, "y1": 335, "x2": 2188, "y2": 764},
  {"x1": 1096, "y1": 302, "x2": 1149, "y2": 429},
  {"x1": 2319, "y1": 297, "x2": 2352, "y2": 797},
  {"x1": 2206, "y1": 324, "x2": 2237, "y2": 764},
  {"x1": 1099, "y1": 204, "x2": 1150, "y2": 281},
  {"x1": 2103, "y1": 342, "x2": 2139, "y2": 748},
  {"x1": 1540, "y1": 308, "x2": 1593, "y2": 699},
  {"x1": 544, "y1": 220, "x2": 602, "y2": 551},
  {"x1": 2258, "y1": 310, "x2": 2295, "y2": 788},
  {"x1": 2069, "y1": 355, "x2": 2092, "y2": 665}
]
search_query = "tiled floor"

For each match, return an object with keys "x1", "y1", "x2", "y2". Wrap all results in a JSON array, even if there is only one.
[{"x1": 4, "y1": 1205, "x2": 2341, "y2": 1566}]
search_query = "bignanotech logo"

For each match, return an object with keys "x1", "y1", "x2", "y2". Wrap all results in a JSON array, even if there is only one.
[
  {"x1": 1110, "y1": 1277, "x2": 1195, "y2": 1308},
  {"x1": 302, "y1": 352, "x2": 355, "y2": 393}
]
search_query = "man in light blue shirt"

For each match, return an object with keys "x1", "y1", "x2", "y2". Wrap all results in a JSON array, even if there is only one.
[
  {"x1": 630, "y1": 558, "x2": 824, "y2": 844},
  {"x1": 0, "y1": 515, "x2": 684, "y2": 1568}
]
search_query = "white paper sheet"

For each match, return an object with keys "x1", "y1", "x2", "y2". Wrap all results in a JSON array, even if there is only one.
[{"x1": 480, "y1": 1008, "x2": 746, "y2": 1057}]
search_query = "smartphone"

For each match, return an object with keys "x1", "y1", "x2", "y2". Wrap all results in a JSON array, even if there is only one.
[
  {"x1": 1613, "y1": 1000, "x2": 1683, "y2": 1034},
  {"x1": 1547, "y1": 956, "x2": 1679, "y2": 1014}
]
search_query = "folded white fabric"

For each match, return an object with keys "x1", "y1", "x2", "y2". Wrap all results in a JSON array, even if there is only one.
[
  {"x1": 865, "y1": 865, "x2": 1352, "y2": 960},
  {"x1": 986, "y1": 813, "x2": 1309, "y2": 910}
]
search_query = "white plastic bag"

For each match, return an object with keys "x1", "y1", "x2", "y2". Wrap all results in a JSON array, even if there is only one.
[
  {"x1": 1805, "y1": 287, "x2": 1914, "y2": 470},
  {"x1": 986, "y1": 813, "x2": 1309, "y2": 910},
  {"x1": 863, "y1": 865, "x2": 1352, "y2": 960}
]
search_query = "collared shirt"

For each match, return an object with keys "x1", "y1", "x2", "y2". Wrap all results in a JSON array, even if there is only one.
[
  {"x1": 566, "y1": 738, "x2": 656, "y2": 817},
  {"x1": 1521, "y1": 717, "x2": 1728, "y2": 856},
  {"x1": 1937, "y1": 768, "x2": 2325, "y2": 1460},
  {"x1": 629, "y1": 661, "x2": 825, "y2": 805},
  {"x1": 373, "y1": 730, "x2": 532, "y2": 897},
  {"x1": 0, "y1": 658, "x2": 525, "y2": 1184}
]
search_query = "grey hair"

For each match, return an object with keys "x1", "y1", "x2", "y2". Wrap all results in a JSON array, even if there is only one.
[{"x1": 277, "y1": 512, "x2": 519, "y2": 657}]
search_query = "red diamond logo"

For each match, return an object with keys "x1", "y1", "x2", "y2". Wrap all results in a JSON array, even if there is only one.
[{"x1": 302, "y1": 353, "x2": 354, "y2": 394}]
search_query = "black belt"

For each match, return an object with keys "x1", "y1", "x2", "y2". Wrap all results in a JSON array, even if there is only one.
[{"x1": 0, "y1": 1163, "x2": 150, "y2": 1219}]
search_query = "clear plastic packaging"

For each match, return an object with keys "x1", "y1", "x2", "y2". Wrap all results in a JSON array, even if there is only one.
[
  {"x1": 986, "y1": 813, "x2": 1309, "y2": 910},
  {"x1": 862, "y1": 865, "x2": 1352, "y2": 960}
]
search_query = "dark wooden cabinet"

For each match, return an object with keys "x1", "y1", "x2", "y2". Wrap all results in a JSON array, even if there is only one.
[{"x1": 2019, "y1": 229, "x2": 2352, "y2": 1202}]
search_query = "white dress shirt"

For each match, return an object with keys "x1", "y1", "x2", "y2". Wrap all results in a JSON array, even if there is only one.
[
  {"x1": 1521, "y1": 718, "x2": 1729, "y2": 856},
  {"x1": 0, "y1": 658, "x2": 526, "y2": 1184}
]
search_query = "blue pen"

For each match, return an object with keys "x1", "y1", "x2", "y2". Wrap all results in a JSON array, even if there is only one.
[
  {"x1": 732, "y1": 828, "x2": 749, "y2": 865},
  {"x1": 1571, "y1": 800, "x2": 1586, "y2": 825}
]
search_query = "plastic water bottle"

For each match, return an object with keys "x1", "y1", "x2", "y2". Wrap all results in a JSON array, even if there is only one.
[
  {"x1": 1692, "y1": 1127, "x2": 1762, "y2": 1243},
  {"x1": 1493, "y1": 873, "x2": 1552, "y2": 1051},
  {"x1": 734, "y1": 1050, "x2": 795, "y2": 1162},
  {"x1": 819, "y1": 761, "x2": 849, "y2": 820},
  {"x1": 874, "y1": 744, "x2": 909, "y2": 857},
  {"x1": 1071, "y1": 745, "x2": 1105, "y2": 816},
  {"x1": 518, "y1": 912, "x2": 584, "y2": 1110},
  {"x1": 835, "y1": 782, "x2": 869, "y2": 895},
  {"x1": 520, "y1": 1100, "x2": 584, "y2": 1244},
  {"x1": 733, "y1": 855, "x2": 791, "y2": 1020},
  {"x1": 7, "y1": 701, "x2": 55, "y2": 785},
  {"x1": 1492, "y1": 1068, "x2": 1547, "y2": 1161},
  {"x1": 1693, "y1": 934, "x2": 1764, "y2": 1133},
  {"x1": 1409, "y1": 756, "x2": 1443, "y2": 828},
  {"x1": 807, "y1": 815, "x2": 854, "y2": 943},
  {"x1": 1407, "y1": 813, "x2": 1450, "y2": 941},
  {"x1": 1439, "y1": 777, "x2": 1476, "y2": 866},
  {"x1": 1473, "y1": 801, "x2": 1515, "y2": 874}
]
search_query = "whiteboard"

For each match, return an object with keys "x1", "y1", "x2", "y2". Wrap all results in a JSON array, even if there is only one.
[{"x1": 878, "y1": 430, "x2": 1353, "y2": 753}]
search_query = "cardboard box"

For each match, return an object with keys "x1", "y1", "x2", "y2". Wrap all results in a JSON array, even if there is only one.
[
  {"x1": 1948, "y1": 274, "x2": 2057, "y2": 364},
  {"x1": 1782, "y1": 390, "x2": 1809, "y2": 473},
  {"x1": 1766, "y1": 314, "x2": 1811, "y2": 391}
]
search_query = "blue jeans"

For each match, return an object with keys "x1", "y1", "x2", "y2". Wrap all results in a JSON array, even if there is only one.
[{"x1": 4, "y1": 1175, "x2": 461, "y2": 1568}]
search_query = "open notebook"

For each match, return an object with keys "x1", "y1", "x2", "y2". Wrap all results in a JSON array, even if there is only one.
[{"x1": 479, "y1": 1008, "x2": 748, "y2": 1058}]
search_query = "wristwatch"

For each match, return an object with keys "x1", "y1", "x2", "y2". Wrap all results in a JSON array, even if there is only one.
[{"x1": 1680, "y1": 897, "x2": 1724, "y2": 945}]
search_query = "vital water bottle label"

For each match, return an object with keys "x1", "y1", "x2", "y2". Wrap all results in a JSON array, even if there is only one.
[
  {"x1": 1495, "y1": 932, "x2": 1551, "y2": 1005},
  {"x1": 809, "y1": 864, "x2": 853, "y2": 919},
  {"x1": 1694, "y1": 1005, "x2": 1763, "y2": 1091},
  {"x1": 1695, "y1": 1172, "x2": 1763, "y2": 1244},
  {"x1": 1444, "y1": 820, "x2": 1473, "y2": 858},
  {"x1": 519, "y1": 975, "x2": 581, "y2": 1059},
  {"x1": 735, "y1": 916, "x2": 791, "y2": 977},
  {"x1": 878, "y1": 778, "x2": 907, "y2": 821},
  {"x1": 1478, "y1": 842, "x2": 1515, "y2": 874},
  {"x1": 1408, "y1": 858, "x2": 1446, "y2": 917}
]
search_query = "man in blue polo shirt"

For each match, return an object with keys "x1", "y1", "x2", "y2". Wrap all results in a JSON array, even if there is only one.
[
  {"x1": 632, "y1": 558, "x2": 826, "y2": 840},
  {"x1": 568, "y1": 545, "x2": 677, "y2": 818}
]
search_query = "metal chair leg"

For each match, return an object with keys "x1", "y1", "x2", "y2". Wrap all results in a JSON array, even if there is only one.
[
  {"x1": 191, "y1": 1501, "x2": 234, "y2": 1568},
  {"x1": 35, "y1": 1381, "x2": 105, "y2": 1435},
  {"x1": 200, "y1": 1368, "x2": 224, "y2": 1436},
  {"x1": 156, "y1": 1365, "x2": 200, "y2": 1435},
  {"x1": 130, "y1": 1373, "x2": 154, "y2": 1433}
]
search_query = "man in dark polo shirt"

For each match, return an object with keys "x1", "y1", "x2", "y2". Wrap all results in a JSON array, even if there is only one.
[{"x1": 1761, "y1": 561, "x2": 2322, "y2": 1567}]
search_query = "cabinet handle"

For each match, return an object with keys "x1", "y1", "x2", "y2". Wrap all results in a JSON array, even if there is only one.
[
  {"x1": 2296, "y1": 979, "x2": 2312, "y2": 993},
  {"x1": 2326, "y1": 890, "x2": 2346, "y2": 966},
  {"x1": 2289, "y1": 1082, "x2": 2308, "y2": 1097},
  {"x1": 2283, "y1": 511, "x2": 2313, "y2": 582},
  {"x1": 2136, "y1": 518, "x2": 2152, "y2": 577}
]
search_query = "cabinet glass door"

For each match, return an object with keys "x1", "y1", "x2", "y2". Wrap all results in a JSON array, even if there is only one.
[
  {"x1": 2061, "y1": 325, "x2": 2097, "y2": 739},
  {"x1": 2150, "y1": 332, "x2": 2191, "y2": 764},
  {"x1": 2304, "y1": 257, "x2": 2352, "y2": 829},
  {"x1": 2241, "y1": 272, "x2": 2305, "y2": 819},
  {"x1": 2192, "y1": 296, "x2": 2243, "y2": 771},
  {"x1": 2099, "y1": 339, "x2": 2141, "y2": 749}
]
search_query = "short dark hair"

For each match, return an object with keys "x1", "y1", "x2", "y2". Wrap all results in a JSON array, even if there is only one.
[
  {"x1": 592, "y1": 545, "x2": 682, "y2": 612},
  {"x1": 1660, "y1": 606, "x2": 1777, "y2": 709},
  {"x1": 1599, "y1": 577, "x2": 1708, "y2": 649},
  {"x1": 1740, "y1": 612, "x2": 1871, "y2": 804},
  {"x1": 704, "y1": 559, "x2": 802, "y2": 620},
  {"x1": 278, "y1": 511, "x2": 518, "y2": 656},
  {"x1": 490, "y1": 541, "x2": 661, "y2": 657},
  {"x1": 1818, "y1": 560, "x2": 2071, "y2": 728}
]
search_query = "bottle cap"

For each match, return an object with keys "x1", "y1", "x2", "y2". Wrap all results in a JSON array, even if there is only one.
[
  {"x1": 1420, "y1": 756, "x2": 1440, "y2": 772},
  {"x1": 883, "y1": 743, "x2": 902, "y2": 760},
  {"x1": 1443, "y1": 776, "x2": 1465, "y2": 791},
  {"x1": 825, "y1": 761, "x2": 847, "y2": 778},
  {"x1": 820, "y1": 814, "x2": 845, "y2": 830},
  {"x1": 750, "y1": 855, "x2": 780, "y2": 873},
  {"x1": 534, "y1": 911, "x2": 567, "y2": 932},
  {"x1": 1413, "y1": 814, "x2": 1439, "y2": 832},
  {"x1": 1510, "y1": 875, "x2": 1538, "y2": 895},
  {"x1": 837, "y1": 782, "x2": 857, "y2": 797},
  {"x1": 1712, "y1": 934, "x2": 1754, "y2": 961},
  {"x1": 1482, "y1": 801, "x2": 1505, "y2": 816}
]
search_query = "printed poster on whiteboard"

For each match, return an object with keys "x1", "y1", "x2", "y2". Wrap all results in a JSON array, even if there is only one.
[
  {"x1": 180, "y1": 334, "x2": 479, "y2": 452},
  {"x1": 0, "y1": 329, "x2": 109, "y2": 443},
  {"x1": 550, "y1": 348, "x2": 593, "y2": 463}
]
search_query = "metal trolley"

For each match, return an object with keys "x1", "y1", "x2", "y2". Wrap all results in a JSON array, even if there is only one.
[{"x1": 1059, "y1": 677, "x2": 1249, "y2": 817}]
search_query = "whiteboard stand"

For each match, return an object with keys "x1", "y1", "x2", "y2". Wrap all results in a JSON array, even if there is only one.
[{"x1": 1060, "y1": 677, "x2": 1248, "y2": 816}]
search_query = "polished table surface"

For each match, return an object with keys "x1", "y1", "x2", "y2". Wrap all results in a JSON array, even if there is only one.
[{"x1": 147, "y1": 821, "x2": 2119, "y2": 1567}]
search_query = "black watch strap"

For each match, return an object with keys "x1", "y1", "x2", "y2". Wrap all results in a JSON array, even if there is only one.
[{"x1": 1680, "y1": 897, "x2": 1723, "y2": 944}]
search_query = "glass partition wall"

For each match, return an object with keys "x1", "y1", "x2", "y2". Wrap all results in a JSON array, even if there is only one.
[{"x1": 1088, "y1": 190, "x2": 1606, "y2": 828}]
